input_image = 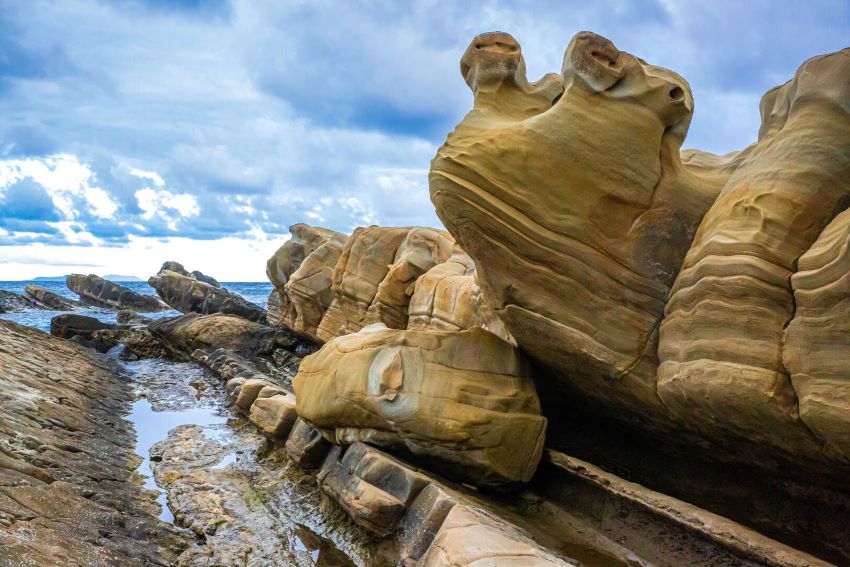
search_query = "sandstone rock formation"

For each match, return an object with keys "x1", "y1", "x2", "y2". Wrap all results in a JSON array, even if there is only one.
[
  {"x1": 266, "y1": 224, "x2": 458, "y2": 344},
  {"x1": 657, "y1": 46, "x2": 850, "y2": 464},
  {"x1": 158, "y1": 260, "x2": 221, "y2": 287},
  {"x1": 148, "y1": 269, "x2": 266, "y2": 322},
  {"x1": 267, "y1": 225, "x2": 348, "y2": 336},
  {"x1": 149, "y1": 313, "x2": 295, "y2": 360},
  {"x1": 67, "y1": 273, "x2": 168, "y2": 311},
  {"x1": 429, "y1": 30, "x2": 850, "y2": 480},
  {"x1": 24, "y1": 285, "x2": 81, "y2": 310},
  {"x1": 0, "y1": 289, "x2": 43, "y2": 312},
  {"x1": 293, "y1": 324, "x2": 546, "y2": 487}
]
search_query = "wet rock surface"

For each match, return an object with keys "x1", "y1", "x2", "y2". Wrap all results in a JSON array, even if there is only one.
[{"x1": 0, "y1": 320, "x2": 186, "y2": 566}]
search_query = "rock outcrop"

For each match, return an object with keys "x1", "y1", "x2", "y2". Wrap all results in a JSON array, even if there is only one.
[
  {"x1": 157, "y1": 260, "x2": 222, "y2": 288},
  {"x1": 0, "y1": 319, "x2": 185, "y2": 565},
  {"x1": 0, "y1": 289, "x2": 42, "y2": 312},
  {"x1": 149, "y1": 313, "x2": 295, "y2": 360},
  {"x1": 148, "y1": 269, "x2": 266, "y2": 322},
  {"x1": 293, "y1": 324, "x2": 546, "y2": 487},
  {"x1": 50, "y1": 313, "x2": 165, "y2": 358},
  {"x1": 428, "y1": 30, "x2": 850, "y2": 482},
  {"x1": 67, "y1": 273, "x2": 168, "y2": 312},
  {"x1": 24, "y1": 285, "x2": 81, "y2": 310},
  {"x1": 267, "y1": 225, "x2": 348, "y2": 337}
]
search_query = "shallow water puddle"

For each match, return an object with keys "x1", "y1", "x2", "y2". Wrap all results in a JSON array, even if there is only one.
[{"x1": 129, "y1": 398, "x2": 227, "y2": 522}]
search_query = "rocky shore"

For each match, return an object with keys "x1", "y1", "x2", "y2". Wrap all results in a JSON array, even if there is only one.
[{"x1": 2, "y1": 26, "x2": 849, "y2": 567}]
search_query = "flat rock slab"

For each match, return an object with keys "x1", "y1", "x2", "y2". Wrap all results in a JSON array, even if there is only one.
[{"x1": 0, "y1": 319, "x2": 185, "y2": 566}]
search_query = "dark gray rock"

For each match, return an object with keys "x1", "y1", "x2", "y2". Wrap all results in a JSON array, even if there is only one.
[
  {"x1": 66, "y1": 273, "x2": 168, "y2": 312},
  {"x1": 148, "y1": 271, "x2": 264, "y2": 321}
]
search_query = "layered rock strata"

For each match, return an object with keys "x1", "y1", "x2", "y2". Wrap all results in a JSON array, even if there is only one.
[
  {"x1": 429, "y1": 30, "x2": 850, "y2": 479},
  {"x1": 67, "y1": 273, "x2": 168, "y2": 311},
  {"x1": 293, "y1": 324, "x2": 546, "y2": 487},
  {"x1": 148, "y1": 270, "x2": 266, "y2": 322},
  {"x1": 0, "y1": 319, "x2": 185, "y2": 565}
]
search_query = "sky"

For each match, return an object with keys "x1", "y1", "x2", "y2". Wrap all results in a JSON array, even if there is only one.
[{"x1": 0, "y1": 0, "x2": 848, "y2": 281}]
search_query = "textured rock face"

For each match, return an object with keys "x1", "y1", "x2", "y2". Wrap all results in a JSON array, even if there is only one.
[
  {"x1": 149, "y1": 313, "x2": 295, "y2": 359},
  {"x1": 293, "y1": 324, "x2": 546, "y2": 487},
  {"x1": 657, "y1": 48, "x2": 850, "y2": 462},
  {"x1": 157, "y1": 260, "x2": 221, "y2": 288},
  {"x1": 430, "y1": 31, "x2": 850, "y2": 477},
  {"x1": 782, "y1": 208, "x2": 850, "y2": 460},
  {"x1": 316, "y1": 226, "x2": 454, "y2": 341},
  {"x1": 407, "y1": 245, "x2": 478, "y2": 332},
  {"x1": 67, "y1": 273, "x2": 168, "y2": 311},
  {"x1": 148, "y1": 270, "x2": 266, "y2": 322},
  {"x1": 431, "y1": 31, "x2": 727, "y2": 421},
  {"x1": 24, "y1": 285, "x2": 80, "y2": 310}
]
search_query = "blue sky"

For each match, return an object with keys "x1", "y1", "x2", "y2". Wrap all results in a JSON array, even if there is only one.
[{"x1": 1, "y1": 0, "x2": 848, "y2": 280}]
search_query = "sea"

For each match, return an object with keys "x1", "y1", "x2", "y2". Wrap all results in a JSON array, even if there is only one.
[{"x1": 0, "y1": 279, "x2": 274, "y2": 332}]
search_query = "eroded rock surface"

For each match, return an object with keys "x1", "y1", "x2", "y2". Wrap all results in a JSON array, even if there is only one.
[
  {"x1": 67, "y1": 273, "x2": 168, "y2": 312},
  {"x1": 430, "y1": 30, "x2": 850, "y2": 481},
  {"x1": 294, "y1": 324, "x2": 546, "y2": 487},
  {"x1": 0, "y1": 320, "x2": 185, "y2": 565},
  {"x1": 148, "y1": 270, "x2": 266, "y2": 322},
  {"x1": 24, "y1": 285, "x2": 81, "y2": 310}
]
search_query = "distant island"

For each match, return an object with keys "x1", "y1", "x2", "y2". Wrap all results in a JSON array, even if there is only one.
[{"x1": 33, "y1": 274, "x2": 143, "y2": 282}]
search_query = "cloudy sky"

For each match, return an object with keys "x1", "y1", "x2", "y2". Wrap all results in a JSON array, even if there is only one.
[{"x1": 1, "y1": 0, "x2": 847, "y2": 280}]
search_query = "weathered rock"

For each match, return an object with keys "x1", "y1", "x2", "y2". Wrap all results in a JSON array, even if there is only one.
[
  {"x1": 407, "y1": 245, "x2": 478, "y2": 332},
  {"x1": 431, "y1": 31, "x2": 725, "y2": 423},
  {"x1": 24, "y1": 285, "x2": 80, "y2": 310},
  {"x1": 783, "y1": 208, "x2": 850, "y2": 460},
  {"x1": 430, "y1": 30, "x2": 850, "y2": 480},
  {"x1": 418, "y1": 504, "x2": 577, "y2": 566},
  {"x1": 399, "y1": 483, "x2": 459, "y2": 563},
  {"x1": 149, "y1": 313, "x2": 295, "y2": 360},
  {"x1": 267, "y1": 224, "x2": 343, "y2": 288},
  {"x1": 294, "y1": 324, "x2": 546, "y2": 487},
  {"x1": 317, "y1": 442, "x2": 432, "y2": 537},
  {"x1": 278, "y1": 231, "x2": 348, "y2": 340},
  {"x1": 0, "y1": 289, "x2": 44, "y2": 312},
  {"x1": 235, "y1": 378, "x2": 280, "y2": 412},
  {"x1": 656, "y1": 46, "x2": 850, "y2": 465},
  {"x1": 285, "y1": 418, "x2": 332, "y2": 469},
  {"x1": 116, "y1": 309, "x2": 154, "y2": 325},
  {"x1": 50, "y1": 314, "x2": 165, "y2": 357},
  {"x1": 148, "y1": 270, "x2": 265, "y2": 322},
  {"x1": 248, "y1": 390, "x2": 298, "y2": 438},
  {"x1": 0, "y1": 319, "x2": 186, "y2": 565},
  {"x1": 315, "y1": 226, "x2": 454, "y2": 342},
  {"x1": 157, "y1": 260, "x2": 222, "y2": 288},
  {"x1": 67, "y1": 273, "x2": 168, "y2": 311}
]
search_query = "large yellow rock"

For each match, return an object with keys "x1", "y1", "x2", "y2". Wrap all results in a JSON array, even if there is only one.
[
  {"x1": 430, "y1": 30, "x2": 850, "y2": 476},
  {"x1": 407, "y1": 245, "x2": 478, "y2": 331},
  {"x1": 783, "y1": 209, "x2": 850, "y2": 460},
  {"x1": 266, "y1": 224, "x2": 347, "y2": 336},
  {"x1": 431, "y1": 31, "x2": 726, "y2": 420},
  {"x1": 657, "y1": 47, "x2": 850, "y2": 459},
  {"x1": 315, "y1": 226, "x2": 454, "y2": 341},
  {"x1": 293, "y1": 324, "x2": 546, "y2": 487}
]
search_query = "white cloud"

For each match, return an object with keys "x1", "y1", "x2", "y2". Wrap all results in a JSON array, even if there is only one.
[{"x1": 0, "y1": 154, "x2": 119, "y2": 220}]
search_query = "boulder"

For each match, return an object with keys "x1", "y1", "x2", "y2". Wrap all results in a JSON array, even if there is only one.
[
  {"x1": 23, "y1": 285, "x2": 80, "y2": 310},
  {"x1": 294, "y1": 324, "x2": 546, "y2": 487},
  {"x1": 148, "y1": 313, "x2": 295, "y2": 360},
  {"x1": 285, "y1": 418, "x2": 332, "y2": 469},
  {"x1": 0, "y1": 290, "x2": 42, "y2": 312},
  {"x1": 50, "y1": 314, "x2": 164, "y2": 357},
  {"x1": 157, "y1": 260, "x2": 222, "y2": 288},
  {"x1": 266, "y1": 224, "x2": 342, "y2": 288},
  {"x1": 50, "y1": 314, "x2": 125, "y2": 340},
  {"x1": 317, "y1": 442, "x2": 432, "y2": 537},
  {"x1": 66, "y1": 273, "x2": 168, "y2": 312},
  {"x1": 148, "y1": 270, "x2": 265, "y2": 322},
  {"x1": 406, "y1": 245, "x2": 478, "y2": 332},
  {"x1": 247, "y1": 391, "x2": 298, "y2": 438}
]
